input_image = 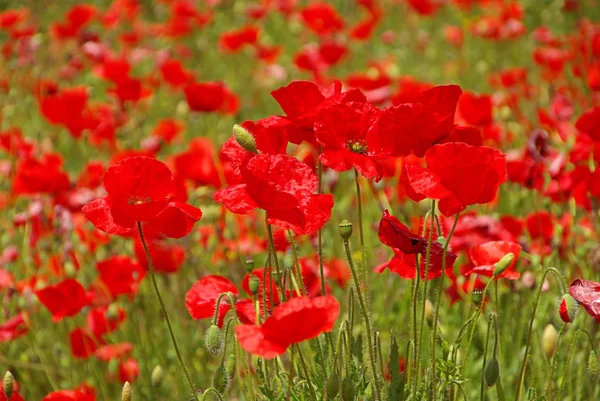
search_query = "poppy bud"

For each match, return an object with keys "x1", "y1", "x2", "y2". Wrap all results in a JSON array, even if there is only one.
[
  {"x1": 106, "y1": 304, "x2": 119, "y2": 321},
  {"x1": 339, "y1": 220, "x2": 353, "y2": 241},
  {"x1": 559, "y1": 294, "x2": 579, "y2": 323},
  {"x1": 226, "y1": 354, "x2": 236, "y2": 376},
  {"x1": 484, "y1": 358, "x2": 499, "y2": 387},
  {"x1": 64, "y1": 261, "x2": 77, "y2": 278},
  {"x1": 233, "y1": 124, "x2": 258, "y2": 154},
  {"x1": 588, "y1": 351, "x2": 600, "y2": 379},
  {"x1": 542, "y1": 324, "x2": 558, "y2": 359},
  {"x1": 205, "y1": 324, "x2": 224, "y2": 356},
  {"x1": 472, "y1": 289, "x2": 484, "y2": 306},
  {"x1": 151, "y1": 365, "x2": 163, "y2": 387},
  {"x1": 425, "y1": 299, "x2": 434, "y2": 326},
  {"x1": 248, "y1": 276, "x2": 260, "y2": 296},
  {"x1": 3, "y1": 371, "x2": 14, "y2": 398},
  {"x1": 213, "y1": 365, "x2": 230, "y2": 394},
  {"x1": 325, "y1": 370, "x2": 340, "y2": 399},
  {"x1": 121, "y1": 381, "x2": 132, "y2": 401},
  {"x1": 341, "y1": 377, "x2": 355, "y2": 401},
  {"x1": 493, "y1": 252, "x2": 515, "y2": 277}
]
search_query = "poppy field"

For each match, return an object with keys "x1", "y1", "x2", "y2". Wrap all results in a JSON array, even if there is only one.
[{"x1": 2, "y1": 0, "x2": 600, "y2": 400}]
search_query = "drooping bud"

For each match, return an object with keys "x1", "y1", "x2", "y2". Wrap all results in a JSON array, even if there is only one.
[
  {"x1": 233, "y1": 124, "x2": 258, "y2": 154},
  {"x1": 339, "y1": 220, "x2": 353, "y2": 241},
  {"x1": 151, "y1": 365, "x2": 163, "y2": 387},
  {"x1": 341, "y1": 377, "x2": 355, "y2": 401},
  {"x1": 121, "y1": 381, "x2": 132, "y2": 401},
  {"x1": 248, "y1": 276, "x2": 260, "y2": 296},
  {"x1": 588, "y1": 350, "x2": 600, "y2": 379},
  {"x1": 325, "y1": 370, "x2": 340, "y2": 399},
  {"x1": 484, "y1": 358, "x2": 499, "y2": 387},
  {"x1": 542, "y1": 324, "x2": 559, "y2": 359},
  {"x1": 493, "y1": 252, "x2": 515, "y2": 277},
  {"x1": 472, "y1": 289, "x2": 484, "y2": 307},
  {"x1": 205, "y1": 324, "x2": 224, "y2": 356},
  {"x1": 213, "y1": 365, "x2": 230, "y2": 394},
  {"x1": 559, "y1": 294, "x2": 579, "y2": 323},
  {"x1": 3, "y1": 371, "x2": 14, "y2": 398}
]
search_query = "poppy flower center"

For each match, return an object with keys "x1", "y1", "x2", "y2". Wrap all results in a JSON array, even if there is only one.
[
  {"x1": 346, "y1": 139, "x2": 368, "y2": 155},
  {"x1": 128, "y1": 196, "x2": 152, "y2": 205}
]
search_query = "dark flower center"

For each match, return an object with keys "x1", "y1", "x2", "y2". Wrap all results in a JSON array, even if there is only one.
[
  {"x1": 128, "y1": 196, "x2": 152, "y2": 205},
  {"x1": 346, "y1": 139, "x2": 368, "y2": 155}
]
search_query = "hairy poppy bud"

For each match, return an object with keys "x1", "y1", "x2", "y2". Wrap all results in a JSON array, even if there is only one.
[
  {"x1": 233, "y1": 124, "x2": 258, "y2": 154},
  {"x1": 339, "y1": 220, "x2": 353, "y2": 241},
  {"x1": 542, "y1": 324, "x2": 558, "y2": 358},
  {"x1": 559, "y1": 294, "x2": 579, "y2": 323},
  {"x1": 484, "y1": 357, "x2": 499, "y2": 386},
  {"x1": 325, "y1": 370, "x2": 340, "y2": 399},
  {"x1": 425, "y1": 299, "x2": 435, "y2": 326},
  {"x1": 341, "y1": 377, "x2": 355, "y2": 401},
  {"x1": 151, "y1": 365, "x2": 163, "y2": 387},
  {"x1": 472, "y1": 289, "x2": 484, "y2": 306},
  {"x1": 205, "y1": 324, "x2": 224, "y2": 356},
  {"x1": 493, "y1": 252, "x2": 515, "y2": 277},
  {"x1": 248, "y1": 276, "x2": 260, "y2": 296},
  {"x1": 226, "y1": 354, "x2": 236, "y2": 376},
  {"x1": 3, "y1": 371, "x2": 14, "y2": 398},
  {"x1": 588, "y1": 351, "x2": 600, "y2": 379},
  {"x1": 106, "y1": 304, "x2": 119, "y2": 321},
  {"x1": 121, "y1": 381, "x2": 132, "y2": 401},
  {"x1": 64, "y1": 261, "x2": 77, "y2": 278},
  {"x1": 213, "y1": 365, "x2": 230, "y2": 394}
]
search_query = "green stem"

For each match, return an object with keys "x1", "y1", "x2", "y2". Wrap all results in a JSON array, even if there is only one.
[
  {"x1": 266, "y1": 216, "x2": 285, "y2": 302},
  {"x1": 318, "y1": 146, "x2": 326, "y2": 296},
  {"x1": 480, "y1": 314, "x2": 493, "y2": 401},
  {"x1": 354, "y1": 169, "x2": 367, "y2": 290},
  {"x1": 546, "y1": 323, "x2": 567, "y2": 401},
  {"x1": 201, "y1": 387, "x2": 224, "y2": 401},
  {"x1": 343, "y1": 239, "x2": 382, "y2": 401},
  {"x1": 137, "y1": 222, "x2": 197, "y2": 397},
  {"x1": 296, "y1": 344, "x2": 318, "y2": 401},
  {"x1": 557, "y1": 329, "x2": 596, "y2": 398}
]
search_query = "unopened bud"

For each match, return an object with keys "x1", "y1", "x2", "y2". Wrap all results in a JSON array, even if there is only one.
[
  {"x1": 339, "y1": 220, "x2": 353, "y2": 241},
  {"x1": 205, "y1": 324, "x2": 224, "y2": 356},
  {"x1": 3, "y1": 371, "x2": 14, "y2": 398},
  {"x1": 542, "y1": 324, "x2": 558, "y2": 359},
  {"x1": 493, "y1": 252, "x2": 515, "y2": 277},
  {"x1": 233, "y1": 124, "x2": 258, "y2": 154},
  {"x1": 213, "y1": 365, "x2": 230, "y2": 394},
  {"x1": 484, "y1": 358, "x2": 499, "y2": 387},
  {"x1": 588, "y1": 351, "x2": 600, "y2": 379},
  {"x1": 64, "y1": 261, "x2": 77, "y2": 278},
  {"x1": 121, "y1": 381, "x2": 131, "y2": 401},
  {"x1": 425, "y1": 300, "x2": 435, "y2": 326},
  {"x1": 325, "y1": 370, "x2": 340, "y2": 399},
  {"x1": 225, "y1": 354, "x2": 236, "y2": 376},
  {"x1": 248, "y1": 276, "x2": 260, "y2": 296},
  {"x1": 151, "y1": 365, "x2": 163, "y2": 387},
  {"x1": 559, "y1": 294, "x2": 579, "y2": 323},
  {"x1": 472, "y1": 289, "x2": 484, "y2": 307},
  {"x1": 341, "y1": 377, "x2": 355, "y2": 401}
]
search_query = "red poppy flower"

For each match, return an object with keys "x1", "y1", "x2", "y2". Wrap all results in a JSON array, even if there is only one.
[
  {"x1": 95, "y1": 343, "x2": 133, "y2": 362},
  {"x1": 36, "y1": 279, "x2": 91, "y2": 322},
  {"x1": 97, "y1": 256, "x2": 145, "y2": 299},
  {"x1": 42, "y1": 385, "x2": 96, "y2": 401},
  {"x1": 86, "y1": 306, "x2": 126, "y2": 340},
  {"x1": 465, "y1": 241, "x2": 522, "y2": 279},
  {"x1": 153, "y1": 119, "x2": 185, "y2": 142},
  {"x1": 235, "y1": 295, "x2": 340, "y2": 358},
  {"x1": 569, "y1": 279, "x2": 600, "y2": 323},
  {"x1": 219, "y1": 25, "x2": 259, "y2": 52},
  {"x1": 159, "y1": 59, "x2": 195, "y2": 87},
  {"x1": 185, "y1": 275, "x2": 239, "y2": 324},
  {"x1": 377, "y1": 211, "x2": 457, "y2": 280},
  {"x1": 70, "y1": 328, "x2": 100, "y2": 359},
  {"x1": 184, "y1": 81, "x2": 235, "y2": 113},
  {"x1": 0, "y1": 313, "x2": 28, "y2": 342},
  {"x1": 12, "y1": 154, "x2": 71, "y2": 195},
  {"x1": 315, "y1": 99, "x2": 391, "y2": 180},
  {"x1": 241, "y1": 267, "x2": 282, "y2": 309},
  {"x1": 40, "y1": 86, "x2": 95, "y2": 138},
  {"x1": 404, "y1": 143, "x2": 507, "y2": 216},
  {"x1": 134, "y1": 238, "x2": 186, "y2": 273},
  {"x1": 82, "y1": 156, "x2": 202, "y2": 238},
  {"x1": 456, "y1": 92, "x2": 493, "y2": 126},
  {"x1": 576, "y1": 107, "x2": 600, "y2": 142},
  {"x1": 118, "y1": 358, "x2": 140, "y2": 383},
  {"x1": 214, "y1": 154, "x2": 334, "y2": 235},
  {"x1": 173, "y1": 138, "x2": 222, "y2": 189},
  {"x1": 299, "y1": 3, "x2": 344, "y2": 36},
  {"x1": 377, "y1": 85, "x2": 463, "y2": 157}
]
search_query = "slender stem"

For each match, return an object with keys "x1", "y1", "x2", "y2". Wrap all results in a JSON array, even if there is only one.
[
  {"x1": 296, "y1": 344, "x2": 318, "y2": 401},
  {"x1": 354, "y1": 169, "x2": 367, "y2": 290},
  {"x1": 546, "y1": 323, "x2": 567, "y2": 400},
  {"x1": 411, "y1": 253, "x2": 421, "y2": 398},
  {"x1": 137, "y1": 222, "x2": 197, "y2": 396},
  {"x1": 515, "y1": 267, "x2": 566, "y2": 401},
  {"x1": 343, "y1": 239, "x2": 381, "y2": 401},
  {"x1": 201, "y1": 388, "x2": 224, "y2": 401},
  {"x1": 480, "y1": 315, "x2": 493, "y2": 401},
  {"x1": 266, "y1": 216, "x2": 285, "y2": 301},
  {"x1": 557, "y1": 329, "x2": 596, "y2": 398},
  {"x1": 430, "y1": 212, "x2": 460, "y2": 399},
  {"x1": 317, "y1": 147, "x2": 325, "y2": 295},
  {"x1": 287, "y1": 231, "x2": 307, "y2": 296}
]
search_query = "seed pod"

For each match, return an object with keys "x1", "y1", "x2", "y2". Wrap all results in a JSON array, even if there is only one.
[
  {"x1": 588, "y1": 351, "x2": 600, "y2": 380},
  {"x1": 341, "y1": 377, "x2": 355, "y2": 401},
  {"x1": 151, "y1": 365, "x2": 163, "y2": 387},
  {"x1": 542, "y1": 324, "x2": 558, "y2": 359},
  {"x1": 493, "y1": 252, "x2": 515, "y2": 277},
  {"x1": 3, "y1": 371, "x2": 14, "y2": 398},
  {"x1": 248, "y1": 276, "x2": 260, "y2": 296},
  {"x1": 233, "y1": 124, "x2": 258, "y2": 154},
  {"x1": 213, "y1": 365, "x2": 230, "y2": 394},
  {"x1": 484, "y1": 358, "x2": 499, "y2": 387},
  {"x1": 121, "y1": 382, "x2": 132, "y2": 401},
  {"x1": 339, "y1": 220, "x2": 353, "y2": 241},
  {"x1": 559, "y1": 294, "x2": 579, "y2": 323},
  {"x1": 472, "y1": 289, "x2": 484, "y2": 307},
  {"x1": 205, "y1": 324, "x2": 224, "y2": 356},
  {"x1": 325, "y1": 370, "x2": 340, "y2": 399}
]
